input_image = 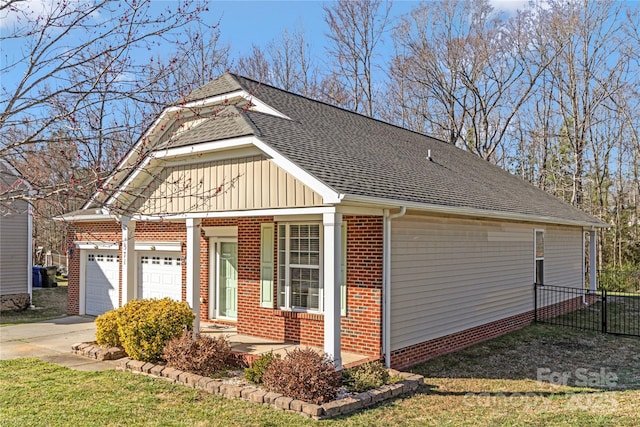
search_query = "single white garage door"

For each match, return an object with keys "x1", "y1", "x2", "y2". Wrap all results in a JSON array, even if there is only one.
[
  {"x1": 138, "y1": 252, "x2": 182, "y2": 301},
  {"x1": 85, "y1": 251, "x2": 120, "y2": 316}
]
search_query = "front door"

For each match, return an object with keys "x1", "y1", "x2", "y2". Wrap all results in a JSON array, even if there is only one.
[{"x1": 216, "y1": 240, "x2": 238, "y2": 319}]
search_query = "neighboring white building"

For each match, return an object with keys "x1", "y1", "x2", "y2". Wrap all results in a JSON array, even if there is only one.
[{"x1": 0, "y1": 159, "x2": 33, "y2": 311}]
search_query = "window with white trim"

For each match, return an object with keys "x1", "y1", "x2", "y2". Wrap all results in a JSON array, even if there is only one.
[
  {"x1": 535, "y1": 230, "x2": 544, "y2": 285},
  {"x1": 278, "y1": 223, "x2": 323, "y2": 311}
]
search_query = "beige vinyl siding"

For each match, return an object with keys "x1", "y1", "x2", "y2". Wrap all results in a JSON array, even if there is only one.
[
  {"x1": 545, "y1": 226, "x2": 583, "y2": 289},
  {"x1": 134, "y1": 155, "x2": 324, "y2": 215},
  {"x1": 0, "y1": 200, "x2": 29, "y2": 295},
  {"x1": 390, "y1": 215, "x2": 533, "y2": 352}
]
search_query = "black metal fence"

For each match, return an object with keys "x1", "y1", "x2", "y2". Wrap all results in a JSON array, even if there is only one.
[{"x1": 535, "y1": 284, "x2": 640, "y2": 337}]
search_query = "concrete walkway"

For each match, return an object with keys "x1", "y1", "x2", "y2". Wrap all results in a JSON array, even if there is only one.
[
  {"x1": 0, "y1": 316, "x2": 119, "y2": 371},
  {"x1": 0, "y1": 316, "x2": 370, "y2": 371}
]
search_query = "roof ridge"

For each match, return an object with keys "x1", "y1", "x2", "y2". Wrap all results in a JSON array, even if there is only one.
[{"x1": 228, "y1": 72, "x2": 449, "y2": 148}]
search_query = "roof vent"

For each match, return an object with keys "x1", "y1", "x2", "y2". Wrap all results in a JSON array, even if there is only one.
[{"x1": 427, "y1": 149, "x2": 433, "y2": 161}]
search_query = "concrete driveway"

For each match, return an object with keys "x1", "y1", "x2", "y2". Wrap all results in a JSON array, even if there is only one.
[{"x1": 0, "y1": 316, "x2": 118, "y2": 371}]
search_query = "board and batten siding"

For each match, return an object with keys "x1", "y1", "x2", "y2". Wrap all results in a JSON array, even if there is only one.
[
  {"x1": 0, "y1": 200, "x2": 29, "y2": 295},
  {"x1": 134, "y1": 155, "x2": 324, "y2": 215}
]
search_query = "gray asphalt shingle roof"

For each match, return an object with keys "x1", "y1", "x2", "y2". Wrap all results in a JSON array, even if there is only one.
[{"x1": 170, "y1": 73, "x2": 603, "y2": 226}]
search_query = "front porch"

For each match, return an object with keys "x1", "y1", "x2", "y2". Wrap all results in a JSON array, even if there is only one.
[{"x1": 200, "y1": 323, "x2": 373, "y2": 369}]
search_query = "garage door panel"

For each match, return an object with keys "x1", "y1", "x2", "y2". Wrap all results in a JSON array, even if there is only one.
[
  {"x1": 138, "y1": 252, "x2": 182, "y2": 301},
  {"x1": 85, "y1": 251, "x2": 120, "y2": 316}
]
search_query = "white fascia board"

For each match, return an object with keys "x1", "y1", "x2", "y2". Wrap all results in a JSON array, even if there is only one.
[
  {"x1": 105, "y1": 156, "x2": 154, "y2": 208},
  {"x1": 82, "y1": 108, "x2": 175, "y2": 210},
  {"x1": 74, "y1": 241, "x2": 119, "y2": 250},
  {"x1": 135, "y1": 241, "x2": 182, "y2": 252},
  {"x1": 181, "y1": 90, "x2": 290, "y2": 119},
  {"x1": 151, "y1": 136, "x2": 256, "y2": 159},
  {"x1": 251, "y1": 137, "x2": 343, "y2": 204},
  {"x1": 133, "y1": 206, "x2": 336, "y2": 221},
  {"x1": 54, "y1": 212, "x2": 117, "y2": 222},
  {"x1": 342, "y1": 194, "x2": 608, "y2": 228}
]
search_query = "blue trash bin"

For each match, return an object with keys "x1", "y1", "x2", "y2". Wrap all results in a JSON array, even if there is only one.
[{"x1": 32, "y1": 266, "x2": 42, "y2": 288}]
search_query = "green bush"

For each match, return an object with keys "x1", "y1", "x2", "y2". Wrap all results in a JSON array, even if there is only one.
[
  {"x1": 118, "y1": 298, "x2": 194, "y2": 363},
  {"x1": 95, "y1": 309, "x2": 121, "y2": 347},
  {"x1": 262, "y1": 348, "x2": 341, "y2": 404},
  {"x1": 163, "y1": 331, "x2": 233, "y2": 376},
  {"x1": 342, "y1": 360, "x2": 390, "y2": 392},
  {"x1": 244, "y1": 352, "x2": 280, "y2": 384}
]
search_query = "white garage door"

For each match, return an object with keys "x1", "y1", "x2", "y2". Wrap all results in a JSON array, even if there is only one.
[
  {"x1": 85, "y1": 251, "x2": 120, "y2": 316},
  {"x1": 138, "y1": 252, "x2": 182, "y2": 301}
]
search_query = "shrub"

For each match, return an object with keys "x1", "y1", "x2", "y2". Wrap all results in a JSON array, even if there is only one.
[
  {"x1": 262, "y1": 348, "x2": 341, "y2": 404},
  {"x1": 244, "y1": 352, "x2": 280, "y2": 384},
  {"x1": 117, "y1": 298, "x2": 194, "y2": 363},
  {"x1": 163, "y1": 331, "x2": 233, "y2": 376},
  {"x1": 342, "y1": 360, "x2": 390, "y2": 392},
  {"x1": 95, "y1": 309, "x2": 121, "y2": 347}
]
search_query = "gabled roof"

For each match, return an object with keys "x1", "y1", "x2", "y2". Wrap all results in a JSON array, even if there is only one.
[{"x1": 83, "y1": 72, "x2": 605, "y2": 228}]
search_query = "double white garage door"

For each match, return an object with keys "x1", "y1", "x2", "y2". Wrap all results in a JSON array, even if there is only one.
[{"x1": 85, "y1": 250, "x2": 182, "y2": 316}]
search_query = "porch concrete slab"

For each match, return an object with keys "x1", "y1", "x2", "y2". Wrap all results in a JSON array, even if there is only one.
[{"x1": 200, "y1": 324, "x2": 370, "y2": 367}]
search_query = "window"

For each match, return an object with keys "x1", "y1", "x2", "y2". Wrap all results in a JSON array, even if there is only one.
[
  {"x1": 535, "y1": 230, "x2": 544, "y2": 285},
  {"x1": 278, "y1": 223, "x2": 322, "y2": 311}
]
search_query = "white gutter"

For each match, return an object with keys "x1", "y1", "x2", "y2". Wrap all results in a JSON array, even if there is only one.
[
  {"x1": 383, "y1": 206, "x2": 406, "y2": 368},
  {"x1": 343, "y1": 194, "x2": 607, "y2": 229}
]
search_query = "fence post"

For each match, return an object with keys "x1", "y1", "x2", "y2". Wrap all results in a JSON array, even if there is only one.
[
  {"x1": 534, "y1": 282, "x2": 538, "y2": 322},
  {"x1": 601, "y1": 289, "x2": 607, "y2": 334}
]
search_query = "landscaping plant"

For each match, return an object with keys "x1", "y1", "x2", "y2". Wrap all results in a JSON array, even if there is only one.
[
  {"x1": 342, "y1": 360, "x2": 391, "y2": 393},
  {"x1": 94, "y1": 298, "x2": 194, "y2": 363},
  {"x1": 262, "y1": 348, "x2": 341, "y2": 404},
  {"x1": 244, "y1": 351, "x2": 280, "y2": 384},
  {"x1": 163, "y1": 331, "x2": 233, "y2": 377}
]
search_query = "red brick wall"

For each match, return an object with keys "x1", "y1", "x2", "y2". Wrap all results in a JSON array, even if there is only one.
[
  {"x1": 68, "y1": 215, "x2": 385, "y2": 359},
  {"x1": 233, "y1": 215, "x2": 384, "y2": 358},
  {"x1": 388, "y1": 295, "x2": 590, "y2": 369}
]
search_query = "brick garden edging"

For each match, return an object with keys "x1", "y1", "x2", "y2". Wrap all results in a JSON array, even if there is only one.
[{"x1": 71, "y1": 342, "x2": 424, "y2": 420}]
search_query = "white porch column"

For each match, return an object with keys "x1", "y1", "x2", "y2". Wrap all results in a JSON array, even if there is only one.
[
  {"x1": 121, "y1": 217, "x2": 136, "y2": 306},
  {"x1": 589, "y1": 230, "x2": 597, "y2": 292},
  {"x1": 186, "y1": 218, "x2": 202, "y2": 333},
  {"x1": 323, "y1": 212, "x2": 342, "y2": 369}
]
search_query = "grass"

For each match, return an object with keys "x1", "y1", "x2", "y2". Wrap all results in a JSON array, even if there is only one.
[
  {"x1": 0, "y1": 283, "x2": 68, "y2": 326},
  {"x1": 1, "y1": 323, "x2": 639, "y2": 426}
]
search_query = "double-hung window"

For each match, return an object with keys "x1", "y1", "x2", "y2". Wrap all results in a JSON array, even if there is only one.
[
  {"x1": 278, "y1": 223, "x2": 322, "y2": 311},
  {"x1": 535, "y1": 230, "x2": 544, "y2": 285}
]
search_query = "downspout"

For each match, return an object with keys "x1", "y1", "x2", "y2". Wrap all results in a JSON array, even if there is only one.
[{"x1": 383, "y1": 206, "x2": 406, "y2": 368}]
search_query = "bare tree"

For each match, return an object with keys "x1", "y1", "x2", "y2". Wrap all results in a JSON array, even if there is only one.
[
  {"x1": 235, "y1": 26, "x2": 322, "y2": 99},
  {"x1": 323, "y1": 0, "x2": 391, "y2": 117},
  {"x1": 389, "y1": 0, "x2": 554, "y2": 163}
]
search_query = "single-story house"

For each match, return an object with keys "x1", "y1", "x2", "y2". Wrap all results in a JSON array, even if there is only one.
[
  {"x1": 0, "y1": 159, "x2": 33, "y2": 311},
  {"x1": 60, "y1": 73, "x2": 606, "y2": 369}
]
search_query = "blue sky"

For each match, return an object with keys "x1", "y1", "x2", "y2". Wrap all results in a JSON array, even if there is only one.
[{"x1": 0, "y1": 1, "x2": 530, "y2": 96}]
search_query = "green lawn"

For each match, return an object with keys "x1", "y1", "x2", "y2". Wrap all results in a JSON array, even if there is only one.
[
  {"x1": 0, "y1": 284, "x2": 68, "y2": 326},
  {"x1": 2, "y1": 324, "x2": 639, "y2": 426}
]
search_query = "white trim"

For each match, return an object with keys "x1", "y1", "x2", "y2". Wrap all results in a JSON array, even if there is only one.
[
  {"x1": 79, "y1": 250, "x2": 87, "y2": 315},
  {"x1": 151, "y1": 136, "x2": 256, "y2": 159},
  {"x1": 134, "y1": 241, "x2": 182, "y2": 252},
  {"x1": 534, "y1": 229, "x2": 545, "y2": 285},
  {"x1": 74, "y1": 241, "x2": 119, "y2": 250},
  {"x1": 251, "y1": 137, "x2": 343, "y2": 204},
  {"x1": 57, "y1": 212, "x2": 117, "y2": 222},
  {"x1": 203, "y1": 226, "x2": 238, "y2": 237},
  {"x1": 274, "y1": 214, "x2": 323, "y2": 222},
  {"x1": 105, "y1": 156, "x2": 153, "y2": 207},
  {"x1": 343, "y1": 194, "x2": 607, "y2": 229},
  {"x1": 163, "y1": 147, "x2": 263, "y2": 167},
  {"x1": 211, "y1": 237, "x2": 239, "y2": 321},
  {"x1": 323, "y1": 213, "x2": 342, "y2": 369},
  {"x1": 121, "y1": 218, "x2": 136, "y2": 305},
  {"x1": 588, "y1": 230, "x2": 597, "y2": 292},
  {"x1": 186, "y1": 218, "x2": 202, "y2": 333},
  {"x1": 134, "y1": 206, "x2": 336, "y2": 221}
]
